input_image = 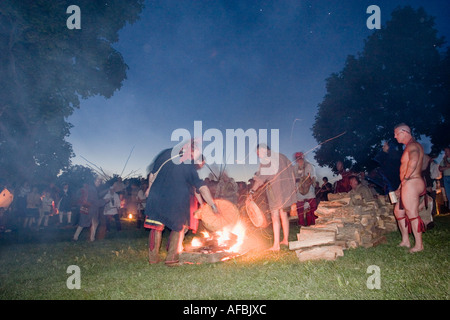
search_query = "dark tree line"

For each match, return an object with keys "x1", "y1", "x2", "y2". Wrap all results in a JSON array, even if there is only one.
[
  {"x1": 312, "y1": 6, "x2": 449, "y2": 172},
  {"x1": 0, "y1": 0, "x2": 144, "y2": 186}
]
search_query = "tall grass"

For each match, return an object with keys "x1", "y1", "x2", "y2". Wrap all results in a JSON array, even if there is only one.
[{"x1": 0, "y1": 214, "x2": 449, "y2": 300}]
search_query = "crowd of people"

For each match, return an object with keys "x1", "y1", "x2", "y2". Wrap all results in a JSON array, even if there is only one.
[
  {"x1": 1, "y1": 126, "x2": 449, "y2": 260},
  {"x1": 241, "y1": 126, "x2": 449, "y2": 254},
  {"x1": 0, "y1": 176, "x2": 149, "y2": 239}
]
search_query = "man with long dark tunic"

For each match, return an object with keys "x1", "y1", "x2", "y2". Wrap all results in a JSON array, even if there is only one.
[{"x1": 144, "y1": 140, "x2": 217, "y2": 265}]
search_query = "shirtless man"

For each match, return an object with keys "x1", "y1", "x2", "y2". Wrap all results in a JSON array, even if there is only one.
[{"x1": 393, "y1": 123, "x2": 426, "y2": 253}]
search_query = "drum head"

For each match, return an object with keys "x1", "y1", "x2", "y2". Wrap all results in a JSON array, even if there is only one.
[
  {"x1": 195, "y1": 199, "x2": 240, "y2": 232},
  {"x1": 246, "y1": 200, "x2": 269, "y2": 228}
]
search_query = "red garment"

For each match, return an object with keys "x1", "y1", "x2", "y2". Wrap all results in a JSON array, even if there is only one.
[
  {"x1": 335, "y1": 171, "x2": 352, "y2": 193},
  {"x1": 397, "y1": 216, "x2": 426, "y2": 233},
  {"x1": 189, "y1": 196, "x2": 199, "y2": 234},
  {"x1": 297, "y1": 199, "x2": 317, "y2": 226},
  {"x1": 399, "y1": 181, "x2": 427, "y2": 210}
]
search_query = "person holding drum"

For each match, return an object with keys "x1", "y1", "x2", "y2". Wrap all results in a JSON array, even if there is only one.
[
  {"x1": 144, "y1": 140, "x2": 218, "y2": 265},
  {"x1": 249, "y1": 144, "x2": 297, "y2": 251},
  {"x1": 294, "y1": 152, "x2": 318, "y2": 226}
]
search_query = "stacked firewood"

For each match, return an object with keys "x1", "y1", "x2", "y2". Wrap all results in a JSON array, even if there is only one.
[{"x1": 289, "y1": 193, "x2": 399, "y2": 262}]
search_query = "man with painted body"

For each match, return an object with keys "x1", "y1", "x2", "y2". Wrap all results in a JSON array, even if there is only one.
[{"x1": 393, "y1": 123, "x2": 426, "y2": 253}]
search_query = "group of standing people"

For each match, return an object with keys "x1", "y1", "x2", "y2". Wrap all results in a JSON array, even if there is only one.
[
  {"x1": 2, "y1": 124, "x2": 447, "y2": 263},
  {"x1": 1, "y1": 175, "x2": 150, "y2": 242},
  {"x1": 5, "y1": 178, "x2": 110, "y2": 239},
  {"x1": 143, "y1": 123, "x2": 447, "y2": 265},
  {"x1": 10, "y1": 182, "x2": 73, "y2": 230},
  {"x1": 72, "y1": 177, "x2": 149, "y2": 242}
]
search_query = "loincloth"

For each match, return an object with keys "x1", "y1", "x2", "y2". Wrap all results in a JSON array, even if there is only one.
[
  {"x1": 398, "y1": 178, "x2": 427, "y2": 210},
  {"x1": 397, "y1": 181, "x2": 427, "y2": 233}
]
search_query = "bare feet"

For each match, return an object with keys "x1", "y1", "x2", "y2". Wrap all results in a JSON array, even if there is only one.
[
  {"x1": 409, "y1": 245, "x2": 424, "y2": 253},
  {"x1": 280, "y1": 240, "x2": 289, "y2": 246},
  {"x1": 266, "y1": 245, "x2": 280, "y2": 252},
  {"x1": 398, "y1": 241, "x2": 411, "y2": 248}
]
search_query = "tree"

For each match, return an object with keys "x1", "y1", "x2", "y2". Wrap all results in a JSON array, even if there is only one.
[
  {"x1": 312, "y1": 6, "x2": 448, "y2": 172},
  {"x1": 0, "y1": 0, "x2": 144, "y2": 185},
  {"x1": 430, "y1": 47, "x2": 450, "y2": 150},
  {"x1": 56, "y1": 165, "x2": 97, "y2": 193}
]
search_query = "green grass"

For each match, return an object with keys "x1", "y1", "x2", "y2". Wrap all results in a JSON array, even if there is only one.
[{"x1": 0, "y1": 214, "x2": 449, "y2": 300}]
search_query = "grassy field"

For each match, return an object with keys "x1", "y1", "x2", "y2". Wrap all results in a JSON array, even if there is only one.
[{"x1": 0, "y1": 214, "x2": 449, "y2": 301}]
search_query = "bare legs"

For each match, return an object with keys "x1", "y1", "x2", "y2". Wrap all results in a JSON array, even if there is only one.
[
  {"x1": 268, "y1": 209, "x2": 289, "y2": 251},
  {"x1": 72, "y1": 217, "x2": 98, "y2": 242},
  {"x1": 394, "y1": 179, "x2": 425, "y2": 253},
  {"x1": 148, "y1": 228, "x2": 184, "y2": 265}
]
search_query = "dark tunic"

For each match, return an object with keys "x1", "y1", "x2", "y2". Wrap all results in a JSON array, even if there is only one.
[
  {"x1": 374, "y1": 141, "x2": 402, "y2": 192},
  {"x1": 145, "y1": 148, "x2": 205, "y2": 232},
  {"x1": 59, "y1": 190, "x2": 72, "y2": 212},
  {"x1": 78, "y1": 184, "x2": 100, "y2": 228}
]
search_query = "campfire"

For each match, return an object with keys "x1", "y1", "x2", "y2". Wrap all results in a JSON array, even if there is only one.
[
  {"x1": 188, "y1": 221, "x2": 246, "y2": 253},
  {"x1": 180, "y1": 199, "x2": 248, "y2": 264}
]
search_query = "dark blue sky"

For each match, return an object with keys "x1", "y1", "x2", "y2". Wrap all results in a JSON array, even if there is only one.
[{"x1": 67, "y1": 0, "x2": 450, "y2": 182}]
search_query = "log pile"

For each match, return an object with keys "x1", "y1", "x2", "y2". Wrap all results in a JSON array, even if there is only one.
[{"x1": 289, "y1": 193, "x2": 399, "y2": 262}]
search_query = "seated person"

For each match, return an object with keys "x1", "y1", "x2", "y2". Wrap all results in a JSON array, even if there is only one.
[
  {"x1": 334, "y1": 161, "x2": 353, "y2": 193},
  {"x1": 317, "y1": 177, "x2": 333, "y2": 201},
  {"x1": 348, "y1": 176, "x2": 374, "y2": 205}
]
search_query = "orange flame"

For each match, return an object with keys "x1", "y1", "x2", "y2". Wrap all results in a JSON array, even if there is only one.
[
  {"x1": 190, "y1": 220, "x2": 246, "y2": 253},
  {"x1": 201, "y1": 230, "x2": 211, "y2": 238},
  {"x1": 216, "y1": 230, "x2": 230, "y2": 247},
  {"x1": 191, "y1": 237, "x2": 203, "y2": 248},
  {"x1": 227, "y1": 221, "x2": 246, "y2": 253}
]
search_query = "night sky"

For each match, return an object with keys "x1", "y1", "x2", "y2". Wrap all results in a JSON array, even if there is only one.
[{"x1": 66, "y1": 0, "x2": 450, "y2": 183}]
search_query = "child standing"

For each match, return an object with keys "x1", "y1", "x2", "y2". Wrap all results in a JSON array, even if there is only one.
[
  {"x1": 104, "y1": 187, "x2": 121, "y2": 232},
  {"x1": 38, "y1": 190, "x2": 53, "y2": 228},
  {"x1": 58, "y1": 183, "x2": 73, "y2": 225},
  {"x1": 24, "y1": 186, "x2": 41, "y2": 229}
]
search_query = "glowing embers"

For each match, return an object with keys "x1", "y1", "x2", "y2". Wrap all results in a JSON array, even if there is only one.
[{"x1": 182, "y1": 221, "x2": 247, "y2": 264}]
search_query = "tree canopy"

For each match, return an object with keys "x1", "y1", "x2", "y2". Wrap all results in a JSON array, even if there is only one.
[
  {"x1": 0, "y1": 0, "x2": 144, "y2": 185},
  {"x1": 312, "y1": 6, "x2": 449, "y2": 172}
]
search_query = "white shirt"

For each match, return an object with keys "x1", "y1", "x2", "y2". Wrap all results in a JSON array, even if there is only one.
[
  {"x1": 103, "y1": 192, "x2": 120, "y2": 215},
  {"x1": 295, "y1": 161, "x2": 317, "y2": 200},
  {"x1": 137, "y1": 189, "x2": 147, "y2": 210}
]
